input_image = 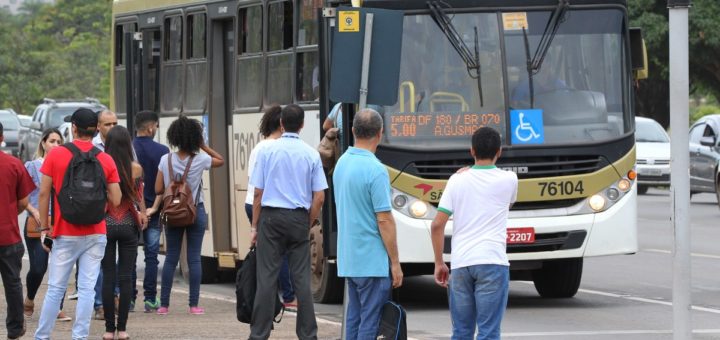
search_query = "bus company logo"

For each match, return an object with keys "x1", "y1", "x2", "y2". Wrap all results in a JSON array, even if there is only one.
[
  {"x1": 414, "y1": 183, "x2": 433, "y2": 195},
  {"x1": 500, "y1": 166, "x2": 529, "y2": 174},
  {"x1": 218, "y1": 6, "x2": 228, "y2": 14},
  {"x1": 147, "y1": 17, "x2": 155, "y2": 25}
]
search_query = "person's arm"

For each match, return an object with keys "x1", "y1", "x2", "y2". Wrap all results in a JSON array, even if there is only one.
[
  {"x1": 107, "y1": 183, "x2": 121, "y2": 207},
  {"x1": 201, "y1": 144, "x2": 225, "y2": 168},
  {"x1": 430, "y1": 212, "x2": 451, "y2": 288},
  {"x1": 309, "y1": 190, "x2": 324, "y2": 226},
  {"x1": 377, "y1": 211, "x2": 403, "y2": 288},
  {"x1": 146, "y1": 171, "x2": 165, "y2": 216},
  {"x1": 38, "y1": 175, "x2": 52, "y2": 230},
  {"x1": 18, "y1": 196, "x2": 29, "y2": 214},
  {"x1": 251, "y1": 188, "x2": 263, "y2": 245}
]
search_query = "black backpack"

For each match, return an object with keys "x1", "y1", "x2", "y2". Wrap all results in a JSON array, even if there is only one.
[
  {"x1": 56, "y1": 143, "x2": 108, "y2": 225},
  {"x1": 377, "y1": 300, "x2": 407, "y2": 340},
  {"x1": 236, "y1": 247, "x2": 283, "y2": 324}
]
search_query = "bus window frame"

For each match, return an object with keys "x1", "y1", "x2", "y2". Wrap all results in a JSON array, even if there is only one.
[
  {"x1": 235, "y1": 2, "x2": 264, "y2": 111},
  {"x1": 184, "y1": 8, "x2": 209, "y2": 114},
  {"x1": 265, "y1": 0, "x2": 295, "y2": 105},
  {"x1": 161, "y1": 10, "x2": 185, "y2": 115},
  {"x1": 113, "y1": 18, "x2": 138, "y2": 116}
]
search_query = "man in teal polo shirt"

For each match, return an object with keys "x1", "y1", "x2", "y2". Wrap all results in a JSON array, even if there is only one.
[{"x1": 333, "y1": 108, "x2": 403, "y2": 339}]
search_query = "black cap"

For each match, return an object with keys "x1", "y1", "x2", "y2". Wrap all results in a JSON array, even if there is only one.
[{"x1": 64, "y1": 108, "x2": 98, "y2": 130}]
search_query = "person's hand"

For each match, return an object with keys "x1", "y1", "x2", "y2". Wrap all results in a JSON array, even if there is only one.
[
  {"x1": 139, "y1": 213, "x2": 148, "y2": 230},
  {"x1": 30, "y1": 209, "x2": 41, "y2": 225},
  {"x1": 251, "y1": 228, "x2": 258, "y2": 245},
  {"x1": 434, "y1": 262, "x2": 450, "y2": 288},
  {"x1": 391, "y1": 262, "x2": 404, "y2": 288},
  {"x1": 146, "y1": 207, "x2": 157, "y2": 216},
  {"x1": 40, "y1": 232, "x2": 51, "y2": 253}
]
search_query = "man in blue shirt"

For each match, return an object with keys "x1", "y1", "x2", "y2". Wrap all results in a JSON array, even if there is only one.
[
  {"x1": 133, "y1": 111, "x2": 169, "y2": 312},
  {"x1": 249, "y1": 104, "x2": 328, "y2": 340},
  {"x1": 333, "y1": 108, "x2": 403, "y2": 339}
]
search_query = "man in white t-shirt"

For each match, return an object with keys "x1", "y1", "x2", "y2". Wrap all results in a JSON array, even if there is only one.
[{"x1": 430, "y1": 127, "x2": 518, "y2": 340}]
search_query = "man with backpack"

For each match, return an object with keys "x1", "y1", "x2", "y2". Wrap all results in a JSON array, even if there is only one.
[{"x1": 34, "y1": 108, "x2": 122, "y2": 340}]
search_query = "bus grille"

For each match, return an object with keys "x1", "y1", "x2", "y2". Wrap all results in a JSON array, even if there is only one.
[{"x1": 410, "y1": 155, "x2": 603, "y2": 179}]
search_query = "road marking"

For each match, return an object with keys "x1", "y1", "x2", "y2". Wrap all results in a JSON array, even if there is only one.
[
  {"x1": 502, "y1": 329, "x2": 720, "y2": 337},
  {"x1": 643, "y1": 248, "x2": 720, "y2": 260}
]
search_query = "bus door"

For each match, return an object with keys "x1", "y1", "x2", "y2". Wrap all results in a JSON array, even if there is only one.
[
  {"x1": 140, "y1": 28, "x2": 161, "y2": 113},
  {"x1": 207, "y1": 4, "x2": 236, "y2": 266}
]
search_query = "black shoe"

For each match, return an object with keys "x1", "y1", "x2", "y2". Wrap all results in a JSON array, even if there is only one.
[{"x1": 7, "y1": 321, "x2": 26, "y2": 339}]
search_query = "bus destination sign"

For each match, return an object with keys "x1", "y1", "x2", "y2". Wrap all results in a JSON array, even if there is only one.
[{"x1": 388, "y1": 112, "x2": 503, "y2": 138}]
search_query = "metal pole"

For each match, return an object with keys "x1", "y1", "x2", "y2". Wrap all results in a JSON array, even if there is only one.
[
  {"x1": 358, "y1": 13, "x2": 374, "y2": 109},
  {"x1": 668, "y1": 1, "x2": 691, "y2": 339},
  {"x1": 341, "y1": 14, "x2": 374, "y2": 339}
]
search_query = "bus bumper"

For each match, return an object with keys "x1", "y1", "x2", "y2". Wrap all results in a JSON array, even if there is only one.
[{"x1": 391, "y1": 186, "x2": 638, "y2": 264}]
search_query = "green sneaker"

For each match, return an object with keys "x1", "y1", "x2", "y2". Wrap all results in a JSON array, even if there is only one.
[{"x1": 144, "y1": 297, "x2": 160, "y2": 313}]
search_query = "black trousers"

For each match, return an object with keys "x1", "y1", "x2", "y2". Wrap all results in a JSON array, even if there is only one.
[
  {"x1": 0, "y1": 242, "x2": 25, "y2": 338},
  {"x1": 250, "y1": 207, "x2": 317, "y2": 340},
  {"x1": 102, "y1": 224, "x2": 139, "y2": 332}
]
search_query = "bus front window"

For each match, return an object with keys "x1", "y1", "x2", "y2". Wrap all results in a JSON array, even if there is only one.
[
  {"x1": 505, "y1": 9, "x2": 628, "y2": 145},
  {"x1": 381, "y1": 13, "x2": 506, "y2": 149}
]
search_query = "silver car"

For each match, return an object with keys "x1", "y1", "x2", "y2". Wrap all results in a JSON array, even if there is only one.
[{"x1": 635, "y1": 117, "x2": 670, "y2": 194}]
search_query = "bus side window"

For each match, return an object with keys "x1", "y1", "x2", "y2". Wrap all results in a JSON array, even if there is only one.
[
  {"x1": 162, "y1": 16, "x2": 184, "y2": 113},
  {"x1": 236, "y1": 5, "x2": 263, "y2": 109},
  {"x1": 184, "y1": 13, "x2": 208, "y2": 113},
  {"x1": 266, "y1": 1, "x2": 294, "y2": 105}
]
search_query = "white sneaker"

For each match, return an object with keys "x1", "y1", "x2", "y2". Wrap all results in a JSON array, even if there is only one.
[{"x1": 68, "y1": 291, "x2": 79, "y2": 300}]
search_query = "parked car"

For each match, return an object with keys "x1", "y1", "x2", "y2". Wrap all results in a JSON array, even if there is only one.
[
  {"x1": 0, "y1": 109, "x2": 22, "y2": 157},
  {"x1": 689, "y1": 114, "x2": 720, "y2": 203},
  {"x1": 19, "y1": 98, "x2": 105, "y2": 162},
  {"x1": 635, "y1": 117, "x2": 671, "y2": 194}
]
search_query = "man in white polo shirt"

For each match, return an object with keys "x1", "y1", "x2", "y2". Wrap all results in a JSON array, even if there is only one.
[{"x1": 430, "y1": 127, "x2": 518, "y2": 340}]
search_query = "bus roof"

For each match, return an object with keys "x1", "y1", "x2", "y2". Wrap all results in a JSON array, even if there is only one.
[
  {"x1": 113, "y1": 0, "x2": 207, "y2": 15},
  {"x1": 363, "y1": 0, "x2": 627, "y2": 10}
]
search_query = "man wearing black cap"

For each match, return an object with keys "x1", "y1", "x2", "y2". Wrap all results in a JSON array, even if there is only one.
[{"x1": 34, "y1": 108, "x2": 122, "y2": 340}]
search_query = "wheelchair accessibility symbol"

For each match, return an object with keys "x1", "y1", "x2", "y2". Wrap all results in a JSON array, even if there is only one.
[{"x1": 510, "y1": 109, "x2": 544, "y2": 144}]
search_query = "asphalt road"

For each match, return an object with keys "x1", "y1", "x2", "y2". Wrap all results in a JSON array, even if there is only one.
[
  {"x1": 17, "y1": 188, "x2": 720, "y2": 339},
  {"x1": 198, "y1": 188, "x2": 720, "y2": 339}
]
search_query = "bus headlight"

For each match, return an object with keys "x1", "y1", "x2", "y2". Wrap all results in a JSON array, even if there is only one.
[
  {"x1": 606, "y1": 188, "x2": 620, "y2": 201},
  {"x1": 617, "y1": 179, "x2": 631, "y2": 192},
  {"x1": 589, "y1": 195, "x2": 606, "y2": 211},
  {"x1": 410, "y1": 201, "x2": 428, "y2": 218}
]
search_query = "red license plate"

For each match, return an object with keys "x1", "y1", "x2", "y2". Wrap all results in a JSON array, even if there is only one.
[{"x1": 507, "y1": 227, "x2": 535, "y2": 244}]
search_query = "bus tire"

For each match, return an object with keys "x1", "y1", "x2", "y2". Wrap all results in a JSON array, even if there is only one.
[
  {"x1": 532, "y1": 258, "x2": 583, "y2": 298},
  {"x1": 310, "y1": 223, "x2": 344, "y2": 303}
]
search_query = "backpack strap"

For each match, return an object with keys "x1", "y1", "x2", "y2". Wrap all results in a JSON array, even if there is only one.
[
  {"x1": 181, "y1": 155, "x2": 195, "y2": 182},
  {"x1": 88, "y1": 146, "x2": 101, "y2": 158},
  {"x1": 61, "y1": 142, "x2": 82, "y2": 157},
  {"x1": 167, "y1": 153, "x2": 175, "y2": 181}
]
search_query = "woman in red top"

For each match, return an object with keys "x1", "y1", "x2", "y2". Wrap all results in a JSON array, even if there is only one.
[{"x1": 101, "y1": 126, "x2": 148, "y2": 340}]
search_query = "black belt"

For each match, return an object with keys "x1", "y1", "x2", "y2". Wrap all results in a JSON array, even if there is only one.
[{"x1": 263, "y1": 206, "x2": 308, "y2": 213}]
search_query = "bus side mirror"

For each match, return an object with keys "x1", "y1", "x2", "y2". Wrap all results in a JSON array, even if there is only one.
[{"x1": 630, "y1": 28, "x2": 648, "y2": 80}]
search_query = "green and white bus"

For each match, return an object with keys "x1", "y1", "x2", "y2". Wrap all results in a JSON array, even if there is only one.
[{"x1": 111, "y1": 0, "x2": 646, "y2": 300}]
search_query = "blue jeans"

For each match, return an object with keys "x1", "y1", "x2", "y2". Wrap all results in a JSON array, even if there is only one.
[
  {"x1": 161, "y1": 203, "x2": 207, "y2": 307},
  {"x1": 448, "y1": 264, "x2": 509, "y2": 340},
  {"x1": 35, "y1": 234, "x2": 107, "y2": 340},
  {"x1": 345, "y1": 276, "x2": 391, "y2": 340},
  {"x1": 245, "y1": 203, "x2": 295, "y2": 302},
  {"x1": 143, "y1": 213, "x2": 161, "y2": 302}
]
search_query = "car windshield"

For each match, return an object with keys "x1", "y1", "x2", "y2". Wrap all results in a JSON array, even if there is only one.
[
  {"x1": 0, "y1": 114, "x2": 19, "y2": 130},
  {"x1": 635, "y1": 119, "x2": 669, "y2": 143},
  {"x1": 48, "y1": 107, "x2": 81, "y2": 128}
]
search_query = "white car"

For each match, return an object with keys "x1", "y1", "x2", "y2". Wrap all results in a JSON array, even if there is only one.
[{"x1": 635, "y1": 117, "x2": 671, "y2": 194}]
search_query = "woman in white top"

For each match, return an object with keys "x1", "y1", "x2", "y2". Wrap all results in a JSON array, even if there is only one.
[
  {"x1": 149, "y1": 116, "x2": 224, "y2": 315},
  {"x1": 245, "y1": 105, "x2": 297, "y2": 307}
]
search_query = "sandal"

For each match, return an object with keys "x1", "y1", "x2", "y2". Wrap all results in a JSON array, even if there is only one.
[
  {"x1": 102, "y1": 331, "x2": 115, "y2": 340},
  {"x1": 117, "y1": 331, "x2": 130, "y2": 340}
]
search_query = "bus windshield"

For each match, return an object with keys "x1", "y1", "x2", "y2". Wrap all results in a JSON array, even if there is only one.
[
  {"x1": 505, "y1": 9, "x2": 628, "y2": 145},
  {"x1": 380, "y1": 9, "x2": 628, "y2": 149},
  {"x1": 381, "y1": 12, "x2": 506, "y2": 149}
]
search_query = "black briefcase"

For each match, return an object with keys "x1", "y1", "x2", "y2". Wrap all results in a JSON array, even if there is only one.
[{"x1": 377, "y1": 300, "x2": 407, "y2": 340}]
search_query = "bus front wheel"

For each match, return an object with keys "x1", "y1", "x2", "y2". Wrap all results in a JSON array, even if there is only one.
[
  {"x1": 310, "y1": 223, "x2": 344, "y2": 303},
  {"x1": 532, "y1": 258, "x2": 583, "y2": 298}
]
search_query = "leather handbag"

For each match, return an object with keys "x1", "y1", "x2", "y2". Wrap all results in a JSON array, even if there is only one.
[
  {"x1": 26, "y1": 216, "x2": 50, "y2": 238},
  {"x1": 318, "y1": 127, "x2": 340, "y2": 169}
]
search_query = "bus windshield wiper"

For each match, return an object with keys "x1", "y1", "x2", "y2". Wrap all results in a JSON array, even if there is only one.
[
  {"x1": 428, "y1": 1, "x2": 484, "y2": 107},
  {"x1": 523, "y1": 0, "x2": 569, "y2": 107}
]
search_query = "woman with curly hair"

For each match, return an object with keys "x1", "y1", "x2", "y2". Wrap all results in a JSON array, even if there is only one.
[
  {"x1": 101, "y1": 125, "x2": 147, "y2": 340},
  {"x1": 148, "y1": 115, "x2": 224, "y2": 315}
]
